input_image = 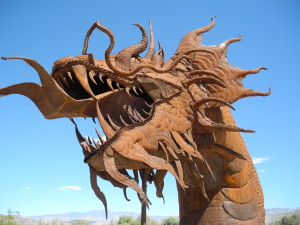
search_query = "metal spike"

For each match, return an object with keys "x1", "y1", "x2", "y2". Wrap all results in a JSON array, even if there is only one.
[
  {"x1": 158, "y1": 141, "x2": 170, "y2": 162},
  {"x1": 59, "y1": 75, "x2": 70, "y2": 88},
  {"x1": 184, "y1": 129, "x2": 197, "y2": 150},
  {"x1": 164, "y1": 144, "x2": 185, "y2": 187},
  {"x1": 138, "y1": 85, "x2": 143, "y2": 93},
  {"x1": 84, "y1": 136, "x2": 91, "y2": 145},
  {"x1": 72, "y1": 65, "x2": 97, "y2": 100},
  {"x1": 220, "y1": 34, "x2": 242, "y2": 50},
  {"x1": 188, "y1": 161, "x2": 208, "y2": 201},
  {"x1": 144, "y1": 101, "x2": 152, "y2": 108},
  {"x1": 116, "y1": 82, "x2": 122, "y2": 90},
  {"x1": 237, "y1": 67, "x2": 267, "y2": 78},
  {"x1": 67, "y1": 71, "x2": 74, "y2": 82},
  {"x1": 134, "y1": 109, "x2": 145, "y2": 121},
  {"x1": 119, "y1": 115, "x2": 129, "y2": 126},
  {"x1": 125, "y1": 87, "x2": 132, "y2": 97},
  {"x1": 92, "y1": 137, "x2": 100, "y2": 148},
  {"x1": 107, "y1": 114, "x2": 120, "y2": 130},
  {"x1": 69, "y1": 118, "x2": 77, "y2": 126},
  {"x1": 171, "y1": 131, "x2": 203, "y2": 160},
  {"x1": 106, "y1": 78, "x2": 115, "y2": 92},
  {"x1": 92, "y1": 117, "x2": 96, "y2": 124},
  {"x1": 123, "y1": 188, "x2": 131, "y2": 201},
  {"x1": 88, "y1": 136, "x2": 94, "y2": 146},
  {"x1": 95, "y1": 128, "x2": 105, "y2": 144},
  {"x1": 99, "y1": 73, "x2": 104, "y2": 83},
  {"x1": 141, "y1": 108, "x2": 150, "y2": 116},
  {"x1": 128, "y1": 115, "x2": 137, "y2": 123},
  {"x1": 88, "y1": 71, "x2": 98, "y2": 85},
  {"x1": 54, "y1": 76, "x2": 64, "y2": 88},
  {"x1": 133, "y1": 114, "x2": 142, "y2": 122},
  {"x1": 96, "y1": 101, "x2": 116, "y2": 138},
  {"x1": 132, "y1": 86, "x2": 139, "y2": 95}
]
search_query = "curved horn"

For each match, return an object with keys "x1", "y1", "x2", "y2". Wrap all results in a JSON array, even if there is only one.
[
  {"x1": 145, "y1": 20, "x2": 155, "y2": 59},
  {"x1": 114, "y1": 24, "x2": 148, "y2": 71},
  {"x1": 152, "y1": 41, "x2": 164, "y2": 66},
  {"x1": 91, "y1": 22, "x2": 216, "y2": 76},
  {"x1": 175, "y1": 17, "x2": 216, "y2": 54}
]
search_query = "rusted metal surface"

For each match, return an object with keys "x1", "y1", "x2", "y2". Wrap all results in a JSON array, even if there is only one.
[{"x1": 0, "y1": 18, "x2": 269, "y2": 224}]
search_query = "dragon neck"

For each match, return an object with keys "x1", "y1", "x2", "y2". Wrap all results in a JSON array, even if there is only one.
[{"x1": 177, "y1": 106, "x2": 265, "y2": 225}]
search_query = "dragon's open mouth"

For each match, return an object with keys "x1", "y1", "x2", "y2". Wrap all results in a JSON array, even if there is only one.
[
  {"x1": 0, "y1": 19, "x2": 270, "y2": 223},
  {"x1": 53, "y1": 65, "x2": 155, "y2": 148}
]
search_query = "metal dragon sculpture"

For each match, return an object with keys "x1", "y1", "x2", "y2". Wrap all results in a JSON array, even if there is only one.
[{"x1": 0, "y1": 18, "x2": 269, "y2": 224}]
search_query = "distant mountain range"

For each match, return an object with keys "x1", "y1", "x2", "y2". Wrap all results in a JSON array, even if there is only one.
[
  {"x1": 265, "y1": 208, "x2": 300, "y2": 224},
  {"x1": 18, "y1": 210, "x2": 168, "y2": 225},
  {"x1": 10, "y1": 208, "x2": 300, "y2": 225}
]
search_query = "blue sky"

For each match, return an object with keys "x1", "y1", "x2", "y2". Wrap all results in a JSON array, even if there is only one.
[{"x1": 0, "y1": 0, "x2": 299, "y2": 217}]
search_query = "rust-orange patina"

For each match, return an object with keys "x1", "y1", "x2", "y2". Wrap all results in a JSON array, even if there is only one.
[{"x1": 0, "y1": 18, "x2": 269, "y2": 224}]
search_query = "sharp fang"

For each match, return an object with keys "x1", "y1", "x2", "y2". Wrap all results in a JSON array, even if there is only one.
[
  {"x1": 67, "y1": 71, "x2": 74, "y2": 82},
  {"x1": 158, "y1": 141, "x2": 170, "y2": 162},
  {"x1": 125, "y1": 87, "x2": 132, "y2": 97},
  {"x1": 142, "y1": 108, "x2": 150, "y2": 116},
  {"x1": 96, "y1": 102, "x2": 116, "y2": 139},
  {"x1": 88, "y1": 71, "x2": 98, "y2": 85},
  {"x1": 99, "y1": 73, "x2": 104, "y2": 83},
  {"x1": 107, "y1": 114, "x2": 120, "y2": 130},
  {"x1": 144, "y1": 101, "x2": 152, "y2": 108},
  {"x1": 138, "y1": 85, "x2": 143, "y2": 93},
  {"x1": 107, "y1": 78, "x2": 115, "y2": 92},
  {"x1": 134, "y1": 109, "x2": 145, "y2": 121},
  {"x1": 84, "y1": 136, "x2": 91, "y2": 145},
  {"x1": 95, "y1": 128, "x2": 105, "y2": 144},
  {"x1": 88, "y1": 136, "x2": 94, "y2": 145},
  {"x1": 92, "y1": 137, "x2": 100, "y2": 148},
  {"x1": 128, "y1": 115, "x2": 136, "y2": 123},
  {"x1": 72, "y1": 65, "x2": 97, "y2": 100},
  {"x1": 132, "y1": 114, "x2": 142, "y2": 122},
  {"x1": 184, "y1": 131, "x2": 197, "y2": 150},
  {"x1": 132, "y1": 86, "x2": 139, "y2": 95},
  {"x1": 171, "y1": 131, "x2": 203, "y2": 160},
  {"x1": 58, "y1": 75, "x2": 70, "y2": 88},
  {"x1": 116, "y1": 83, "x2": 121, "y2": 90},
  {"x1": 119, "y1": 115, "x2": 129, "y2": 126},
  {"x1": 55, "y1": 76, "x2": 64, "y2": 88}
]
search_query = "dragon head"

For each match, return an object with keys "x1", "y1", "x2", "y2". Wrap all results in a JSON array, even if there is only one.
[{"x1": 0, "y1": 18, "x2": 270, "y2": 217}]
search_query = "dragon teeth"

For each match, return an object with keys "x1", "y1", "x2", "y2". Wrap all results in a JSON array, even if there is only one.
[
  {"x1": 144, "y1": 101, "x2": 152, "y2": 108},
  {"x1": 132, "y1": 86, "x2": 139, "y2": 95},
  {"x1": 119, "y1": 115, "x2": 129, "y2": 126},
  {"x1": 95, "y1": 128, "x2": 106, "y2": 145},
  {"x1": 88, "y1": 71, "x2": 98, "y2": 85},
  {"x1": 67, "y1": 71, "x2": 74, "y2": 82},
  {"x1": 125, "y1": 87, "x2": 132, "y2": 97},
  {"x1": 133, "y1": 108, "x2": 145, "y2": 121},
  {"x1": 96, "y1": 102, "x2": 116, "y2": 138},
  {"x1": 142, "y1": 108, "x2": 150, "y2": 116},
  {"x1": 99, "y1": 73, "x2": 104, "y2": 83},
  {"x1": 106, "y1": 78, "x2": 115, "y2": 92},
  {"x1": 107, "y1": 114, "x2": 120, "y2": 130},
  {"x1": 128, "y1": 115, "x2": 137, "y2": 123},
  {"x1": 138, "y1": 85, "x2": 143, "y2": 93},
  {"x1": 116, "y1": 83, "x2": 121, "y2": 90}
]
